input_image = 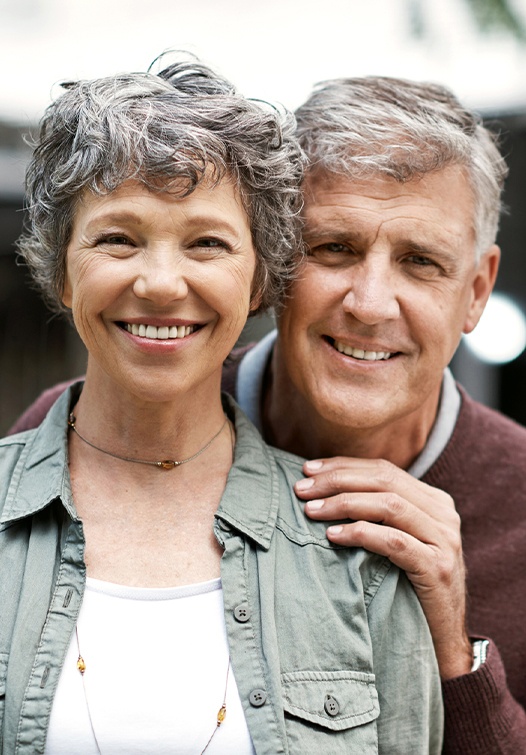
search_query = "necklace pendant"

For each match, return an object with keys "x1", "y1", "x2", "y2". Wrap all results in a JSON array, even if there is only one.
[
  {"x1": 216, "y1": 704, "x2": 226, "y2": 726},
  {"x1": 77, "y1": 655, "x2": 86, "y2": 675},
  {"x1": 158, "y1": 459, "x2": 177, "y2": 470}
]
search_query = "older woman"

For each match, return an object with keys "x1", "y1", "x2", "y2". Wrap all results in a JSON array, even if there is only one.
[{"x1": 0, "y1": 57, "x2": 443, "y2": 753}]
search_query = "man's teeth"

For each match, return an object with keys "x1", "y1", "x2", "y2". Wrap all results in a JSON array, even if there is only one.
[
  {"x1": 125, "y1": 324, "x2": 195, "y2": 340},
  {"x1": 334, "y1": 340, "x2": 391, "y2": 360}
]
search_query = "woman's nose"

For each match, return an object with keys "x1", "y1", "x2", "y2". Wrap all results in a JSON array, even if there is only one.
[{"x1": 132, "y1": 251, "x2": 189, "y2": 305}]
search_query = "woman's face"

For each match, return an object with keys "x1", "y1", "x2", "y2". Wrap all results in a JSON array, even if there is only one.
[{"x1": 63, "y1": 178, "x2": 259, "y2": 403}]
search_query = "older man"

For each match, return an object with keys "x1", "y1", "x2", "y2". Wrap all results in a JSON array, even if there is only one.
[
  {"x1": 229, "y1": 77, "x2": 526, "y2": 754},
  {"x1": 11, "y1": 77, "x2": 526, "y2": 752}
]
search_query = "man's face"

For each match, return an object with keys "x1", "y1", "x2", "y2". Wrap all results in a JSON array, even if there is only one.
[{"x1": 277, "y1": 166, "x2": 499, "y2": 436}]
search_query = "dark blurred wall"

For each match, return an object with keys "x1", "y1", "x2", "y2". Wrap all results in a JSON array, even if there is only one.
[
  {"x1": 0, "y1": 125, "x2": 87, "y2": 434},
  {"x1": 1, "y1": 112, "x2": 525, "y2": 435}
]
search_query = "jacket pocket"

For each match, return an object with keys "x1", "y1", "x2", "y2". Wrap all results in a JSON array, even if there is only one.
[{"x1": 281, "y1": 669, "x2": 380, "y2": 753}]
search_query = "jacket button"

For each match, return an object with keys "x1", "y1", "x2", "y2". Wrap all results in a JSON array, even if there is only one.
[
  {"x1": 233, "y1": 604, "x2": 250, "y2": 623},
  {"x1": 324, "y1": 694, "x2": 340, "y2": 717},
  {"x1": 249, "y1": 689, "x2": 267, "y2": 707}
]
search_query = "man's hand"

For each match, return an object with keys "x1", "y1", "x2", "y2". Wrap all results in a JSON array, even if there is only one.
[{"x1": 295, "y1": 456, "x2": 473, "y2": 680}]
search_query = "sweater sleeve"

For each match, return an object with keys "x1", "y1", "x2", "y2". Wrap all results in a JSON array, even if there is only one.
[
  {"x1": 7, "y1": 380, "x2": 77, "y2": 435},
  {"x1": 442, "y1": 638, "x2": 526, "y2": 754}
]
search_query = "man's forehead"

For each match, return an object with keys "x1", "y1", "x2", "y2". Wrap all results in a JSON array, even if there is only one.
[{"x1": 301, "y1": 166, "x2": 476, "y2": 244}]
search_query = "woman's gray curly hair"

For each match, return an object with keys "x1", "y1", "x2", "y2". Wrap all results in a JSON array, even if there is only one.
[
  {"x1": 18, "y1": 56, "x2": 304, "y2": 314},
  {"x1": 295, "y1": 76, "x2": 508, "y2": 259}
]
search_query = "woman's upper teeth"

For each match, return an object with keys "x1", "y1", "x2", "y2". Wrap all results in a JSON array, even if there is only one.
[
  {"x1": 334, "y1": 340, "x2": 391, "y2": 360},
  {"x1": 125, "y1": 324, "x2": 195, "y2": 340}
]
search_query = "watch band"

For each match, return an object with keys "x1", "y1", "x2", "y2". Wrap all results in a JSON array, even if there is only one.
[{"x1": 471, "y1": 639, "x2": 489, "y2": 672}]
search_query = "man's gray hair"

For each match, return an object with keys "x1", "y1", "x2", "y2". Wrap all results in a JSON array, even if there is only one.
[
  {"x1": 295, "y1": 76, "x2": 508, "y2": 258},
  {"x1": 18, "y1": 56, "x2": 304, "y2": 314}
]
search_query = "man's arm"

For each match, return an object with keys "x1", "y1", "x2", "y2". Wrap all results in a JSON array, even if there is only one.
[{"x1": 295, "y1": 456, "x2": 526, "y2": 754}]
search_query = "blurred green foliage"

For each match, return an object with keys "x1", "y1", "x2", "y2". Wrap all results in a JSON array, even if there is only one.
[
  {"x1": 464, "y1": 0, "x2": 526, "y2": 39},
  {"x1": 408, "y1": 0, "x2": 526, "y2": 41}
]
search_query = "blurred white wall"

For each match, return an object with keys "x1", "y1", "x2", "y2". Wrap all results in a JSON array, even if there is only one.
[{"x1": 2, "y1": 0, "x2": 526, "y2": 124}]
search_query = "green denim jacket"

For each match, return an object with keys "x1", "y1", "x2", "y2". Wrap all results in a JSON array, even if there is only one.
[{"x1": 0, "y1": 385, "x2": 443, "y2": 753}]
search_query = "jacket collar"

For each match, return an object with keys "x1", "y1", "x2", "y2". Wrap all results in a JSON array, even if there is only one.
[
  {"x1": 215, "y1": 395, "x2": 280, "y2": 551},
  {"x1": 1, "y1": 388, "x2": 280, "y2": 550},
  {"x1": 0, "y1": 384, "x2": 82, "y2": 526}
]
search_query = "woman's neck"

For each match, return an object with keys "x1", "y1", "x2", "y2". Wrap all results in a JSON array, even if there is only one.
[{"x1": 75, "y1": 360, "x2": 227, "y2": 463}]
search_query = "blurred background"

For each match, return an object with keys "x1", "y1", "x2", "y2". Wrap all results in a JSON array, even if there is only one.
[{"x1": 1, "y1": 0, "x2": 526, "y2": 434}]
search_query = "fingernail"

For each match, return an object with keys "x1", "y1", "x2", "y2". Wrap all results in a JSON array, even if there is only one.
[
  {"x1": 327, "y1": 525, "x2": 343, "y2": 536},
  {"x1": 306, "y1": 499, "x2": 324, "y2": 511},
  {"x1": 295, "y1": 477, "x2": 315, "y2": 491},
  {"x1": 304, "y1": 460, "x2": 323, "y2": 471}
]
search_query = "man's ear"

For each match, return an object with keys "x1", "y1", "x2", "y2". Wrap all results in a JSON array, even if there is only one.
[{"x1": 463, "y1": 244, "x2": 500, "y2": 334}]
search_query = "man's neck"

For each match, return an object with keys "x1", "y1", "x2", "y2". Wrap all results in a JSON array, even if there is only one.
[{"x1": 262, "y1": 345, "x2": 440, "y2": 470}]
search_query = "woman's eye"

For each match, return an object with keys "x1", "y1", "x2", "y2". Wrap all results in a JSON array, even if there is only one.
[
  {"x1": 194, "y1": 237, "x2": 229, "y2": 251},
  {"x1": 99, "y1": 235, "x2": 132, "y2": 246},
  {"x1": 196, "y1": 238, "x2": 224, "y2": 247}
]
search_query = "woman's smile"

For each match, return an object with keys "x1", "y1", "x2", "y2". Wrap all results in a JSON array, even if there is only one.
[{"x1": 123, "y1": 323, "x2": 197, "y2": 340}]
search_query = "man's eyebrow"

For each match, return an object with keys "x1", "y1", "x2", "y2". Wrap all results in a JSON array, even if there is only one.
[
  {"x1": 302, "y1": 224, "x2": 363, "y2": 243},
  {"x1": 402, "y1": 240, "x2": 456, "y2": 259}
]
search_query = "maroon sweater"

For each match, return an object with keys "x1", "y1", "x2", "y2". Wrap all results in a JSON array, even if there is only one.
[{"x1": 9, "y1": 366, "x2": 526, "y2": 754}]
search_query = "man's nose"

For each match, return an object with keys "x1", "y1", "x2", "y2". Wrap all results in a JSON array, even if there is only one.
[
  {"x1": 341, "y1": 257, "x2": 400, "y2": 325},
  {"x1": 132, "y1": 249, "x2": 189, "y2": 305}
]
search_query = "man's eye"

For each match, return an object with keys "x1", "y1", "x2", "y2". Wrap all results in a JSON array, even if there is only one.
[
  {"x1": 406, "y1": 255, "x2": 442, "y2": 271},
  {"x1": 309, "y1": 242, "x2": 352, "y2": 255},
  {"x1": 322, "y1": 243, "x2": 349, "y2": 253},
  {"x1": 408, "y1": 255, "x2": 434, "y2": 265},
  {"x1": 305, "y1": 241, "x2": 356, "y2": 267}
]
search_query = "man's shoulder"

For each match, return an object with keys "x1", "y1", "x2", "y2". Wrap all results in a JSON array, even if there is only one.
[
  {"x1": 456, "y1": 387, "x2": 526, "y2": 453},
  {"x1": 425, "y1": 386, "x2": 526, "y2": 494},
  {"x1": 221, "y1": 343, "x2": 255, "y2": 397}
]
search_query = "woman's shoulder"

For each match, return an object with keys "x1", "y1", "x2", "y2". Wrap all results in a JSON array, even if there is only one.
[{"x1": 0, "y1": 431, "x2": 35, "y2": 523}]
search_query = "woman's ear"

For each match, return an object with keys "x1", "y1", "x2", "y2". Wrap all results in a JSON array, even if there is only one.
[
  {"x1": 249, "y1": 289, "x2": 263, "y2": 313},
  {"x1": 249, "y1": 266, "x2": 266, "y2": 313},
  {"x1": 62, "y1": 273, "x2": 72, "y2": 308}
]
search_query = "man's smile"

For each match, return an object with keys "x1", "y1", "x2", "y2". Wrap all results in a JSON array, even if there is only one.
[{"x1": 325, "y1": 336, "x2": 395, "y2": 361}]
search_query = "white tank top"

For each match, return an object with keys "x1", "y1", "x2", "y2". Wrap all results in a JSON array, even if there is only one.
[{"x1": 44, "y1": 577, "x2": 255, "y2": 754}]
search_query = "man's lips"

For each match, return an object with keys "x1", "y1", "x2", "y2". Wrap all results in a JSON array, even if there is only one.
[
  {"x1": 120, "y1": 322, "x2": 200, "y2": 340},
  {"x1": 326, "y1": 336, "x2": 396, "y2": 361}
]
